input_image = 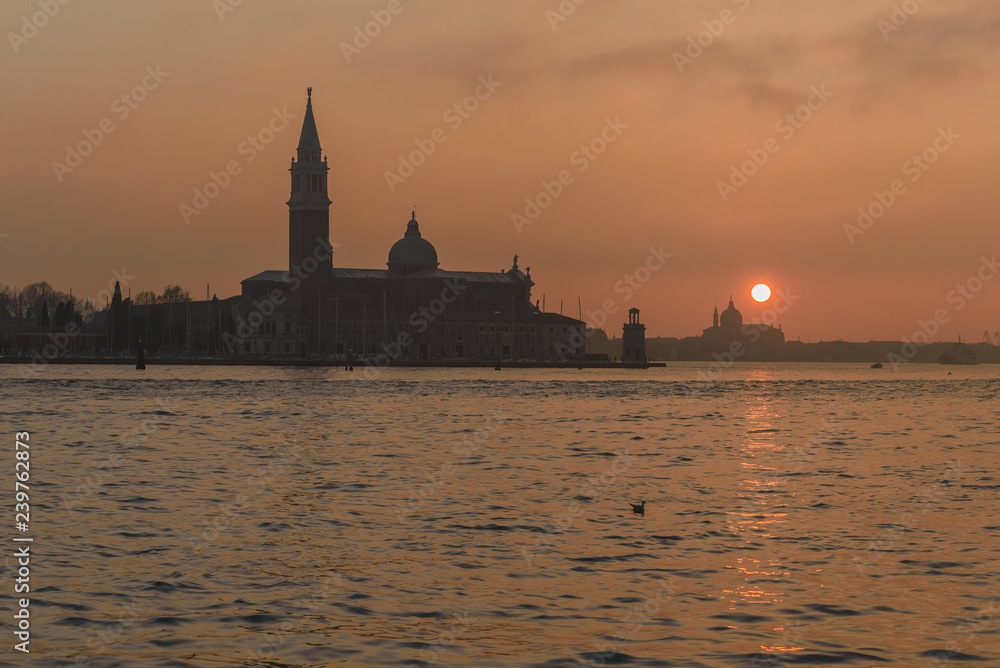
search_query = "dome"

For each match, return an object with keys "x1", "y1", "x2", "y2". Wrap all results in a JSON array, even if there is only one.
[
  {"x1": 388, "y1": 212, "x2": 438, "y2": 274},
  {"x1": 719, "y1": 297, "x2": 742, "y2": 329}
]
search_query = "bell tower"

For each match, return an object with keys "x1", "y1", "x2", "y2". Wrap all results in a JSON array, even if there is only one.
[{"x1": 288, "y1": 87, "x2": 332, "y2": 278}]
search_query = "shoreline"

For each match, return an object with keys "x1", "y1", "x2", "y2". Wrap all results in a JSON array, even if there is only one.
[
  {"x1": 0, "y1": 357, "x2": 666, "y2": 369},
  {"x1": 1, "y1": 357, "x2": 991, "y2": 368}
]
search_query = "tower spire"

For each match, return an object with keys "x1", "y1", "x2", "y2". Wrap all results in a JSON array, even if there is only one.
[{"x1": 297, "y1": 87, "x2": 321, "y2": 152}]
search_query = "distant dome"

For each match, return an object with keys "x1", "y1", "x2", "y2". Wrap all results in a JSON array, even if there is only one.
[
  {"x1": 388, "y1": 212, "x2": 438, "y2": 275},
  {"x1": 720, "y1": 297, "x2": 742, "y2": 329}
]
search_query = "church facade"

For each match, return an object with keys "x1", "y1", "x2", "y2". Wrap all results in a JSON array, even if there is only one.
[{"x1": 231, "y1": 89, "x2": 586, "y2": 362}]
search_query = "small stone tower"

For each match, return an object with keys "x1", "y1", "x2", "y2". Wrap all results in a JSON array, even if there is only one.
[{"x1": 622, "y1": 307, "x2": 646, "y2": 364}]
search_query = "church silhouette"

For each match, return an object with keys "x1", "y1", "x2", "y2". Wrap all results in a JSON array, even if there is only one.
[{"x1": 234, "y1": 89, "x2": 586, "y2": 362}]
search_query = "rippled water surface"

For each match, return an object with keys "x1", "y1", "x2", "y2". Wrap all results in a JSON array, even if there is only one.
[{"x1": 1, "y1": 363, "x2": 999, "y2": 667}]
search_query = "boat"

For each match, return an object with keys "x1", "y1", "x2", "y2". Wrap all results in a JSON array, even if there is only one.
[
  {"x1": 870, "y1": 362, "x2": 883, "y2": 369},
  {"x1": 939, "y1": 338, "x2": 978, "y2": 365}
]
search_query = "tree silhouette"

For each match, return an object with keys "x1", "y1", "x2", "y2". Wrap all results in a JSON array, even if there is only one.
[
  {"x1": 161, "y1": 285, "x2": 190, "y2": 303},
  {"x1": 134, "y1": 290, "x2": 159, "y2": 306}
]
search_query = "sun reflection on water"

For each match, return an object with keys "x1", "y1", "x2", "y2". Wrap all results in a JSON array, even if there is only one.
[{"x1": 720, "y1": 369, "x2": 805, "y2": 657}]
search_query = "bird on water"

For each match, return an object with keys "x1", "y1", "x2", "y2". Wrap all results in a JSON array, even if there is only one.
[{"x1": 630, "y1": 500, "x2": 645, "y2": 514}]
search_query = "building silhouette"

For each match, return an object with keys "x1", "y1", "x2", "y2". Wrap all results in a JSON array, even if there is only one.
[
  {"x1": 622, "y1": 307, "x2": 646, "y2": 363},
  {"x1": 700, "y1": 296, "x2": 784, "y2": 359},
  {"x1": 233, "y1": 89, "x2": 585, "y2": 361}
]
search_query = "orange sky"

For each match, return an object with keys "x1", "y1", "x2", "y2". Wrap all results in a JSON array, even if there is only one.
[{"x1": 1, "y1": 0, "x2": 998, "y2": 341}]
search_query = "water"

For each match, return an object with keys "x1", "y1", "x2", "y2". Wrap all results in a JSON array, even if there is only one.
[{"x1": 1, "y1": 363, "x2": 998, "y2": 667}]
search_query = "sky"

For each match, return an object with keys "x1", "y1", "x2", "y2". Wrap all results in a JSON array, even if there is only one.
[{"x1": 1, "y1": 0, "x2": 998, "y2": 342}]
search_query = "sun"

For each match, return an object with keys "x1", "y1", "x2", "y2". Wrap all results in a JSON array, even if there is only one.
[{"x1": 751, "y1": 283, "x2": 771, "y2": 302}]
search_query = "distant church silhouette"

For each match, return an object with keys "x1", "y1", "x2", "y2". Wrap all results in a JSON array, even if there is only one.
[
  {"x1": 700, "y1": 296, "x2": 784, "y2": 355},
  {"x1": 235, "y1": 89, "x2": 585, "y2": 361}
]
